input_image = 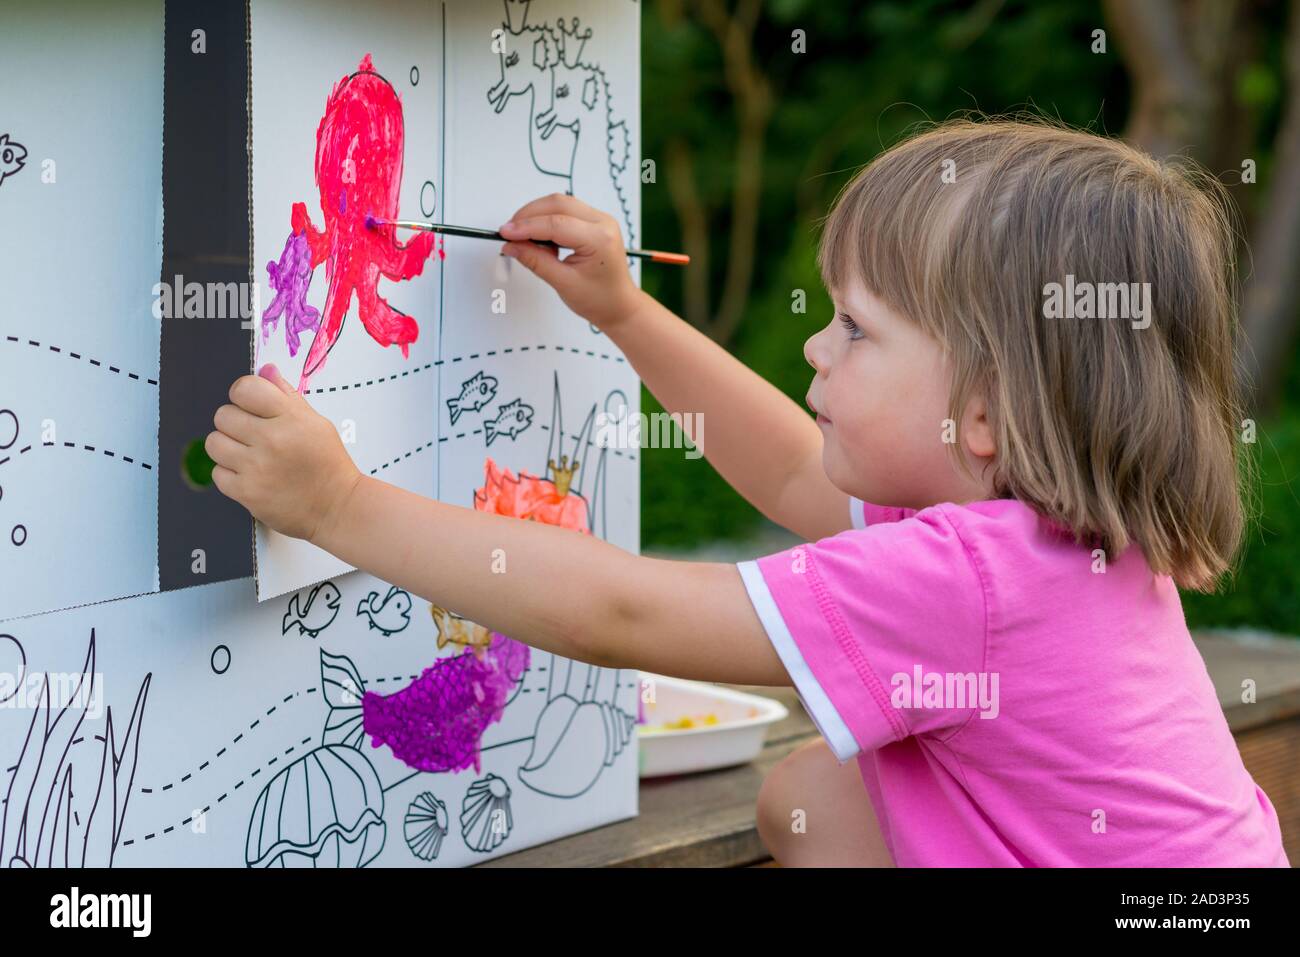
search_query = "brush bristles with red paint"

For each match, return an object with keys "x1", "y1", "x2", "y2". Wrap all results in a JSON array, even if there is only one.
[{"x1": 366, "y1": 215, "x2": 690, "y2": 266}]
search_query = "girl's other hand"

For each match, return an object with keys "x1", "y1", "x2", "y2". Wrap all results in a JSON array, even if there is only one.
[
  {"x1": 206, "y1": 364, "x2": 361, "y2": 543},
  {"x1": 499, "y1": 193, "x2": 645, "y2": 331}
]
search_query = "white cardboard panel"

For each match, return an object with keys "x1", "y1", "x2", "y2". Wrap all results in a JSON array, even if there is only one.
[
  {"x1": 0, "y1": 0, "x2": 164, "y2": 622},
  {"x1": 250, "y1": 0, "x2": 445, "y2": 600},
  {"x1": 0, "y1": 570, "x2": 638, "y2": 867}
]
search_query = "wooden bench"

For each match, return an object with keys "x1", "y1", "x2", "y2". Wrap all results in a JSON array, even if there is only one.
[{"x1": 481, "y1": 631, "x2": 1300, "y2": 867}]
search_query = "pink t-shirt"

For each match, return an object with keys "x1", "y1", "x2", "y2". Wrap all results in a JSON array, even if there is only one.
[{"x1": 736, "y1": 496, "x2": 1290, "y2": 867}]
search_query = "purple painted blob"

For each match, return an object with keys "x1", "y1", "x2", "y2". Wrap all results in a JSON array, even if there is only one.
[
  {"x1": 263, "y1": 230, "x2": 322, "y2": 357},
  {"x1": 361, "y1": 633, "x2": 530, "y2": 774}
]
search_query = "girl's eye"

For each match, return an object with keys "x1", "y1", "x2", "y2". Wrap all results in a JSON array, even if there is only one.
[{"x1": 838, "y1": 312, "x2": 863, "y2": 340}]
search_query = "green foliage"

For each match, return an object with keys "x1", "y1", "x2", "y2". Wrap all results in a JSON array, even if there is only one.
[{"x1": 1182, "y1": 415, "x2": 1300, "y2": 635}]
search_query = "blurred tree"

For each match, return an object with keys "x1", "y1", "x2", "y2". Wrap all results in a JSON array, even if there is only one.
[{"x1": 1104, "y1": 0, "x2": 1300, "y2": 410}]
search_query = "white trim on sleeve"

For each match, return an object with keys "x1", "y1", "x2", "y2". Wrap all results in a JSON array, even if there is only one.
[
  {"x1": 849, "y1": 496, "x2": 866, "y2": 530},
  {"x1": 736, "y1": 560, "x2": 861, "y2": 763}
]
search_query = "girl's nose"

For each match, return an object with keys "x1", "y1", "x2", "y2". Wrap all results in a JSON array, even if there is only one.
[{"x1": 804, "y1": 325, "x2": 830, "y2": 373}]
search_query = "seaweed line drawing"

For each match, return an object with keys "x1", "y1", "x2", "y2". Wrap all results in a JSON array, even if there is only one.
[{"x1": 1, "y1": 629, "x2": 151, "y2": 867}]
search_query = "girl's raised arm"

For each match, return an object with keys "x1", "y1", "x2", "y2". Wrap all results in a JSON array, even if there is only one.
[{"x1": 499, "y1": 193, "x2": 851, "y2": 541}]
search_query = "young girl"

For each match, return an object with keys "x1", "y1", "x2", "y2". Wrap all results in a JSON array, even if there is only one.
[{"x1": 208, "y1": 118, "x2": 1290, "y2": 867}]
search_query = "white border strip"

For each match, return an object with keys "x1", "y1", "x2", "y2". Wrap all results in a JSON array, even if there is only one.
[
  {"x1": 850, "y1": 495, "x2": 866, "y2": 529},
  {"x1": 737, "y1": 560, "x2": 860, "y2": 762}
]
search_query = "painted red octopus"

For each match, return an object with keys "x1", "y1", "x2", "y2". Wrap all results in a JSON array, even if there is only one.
[{"x1": 277, "y1": 54, "x2": 442, "y2": 391}]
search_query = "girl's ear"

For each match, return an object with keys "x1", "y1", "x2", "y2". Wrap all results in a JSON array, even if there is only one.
[{"x1": 962, "y1": 392, "x2": 997, "y2": 460}]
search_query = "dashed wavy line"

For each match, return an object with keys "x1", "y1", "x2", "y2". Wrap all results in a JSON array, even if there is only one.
[
  {"x1": 4, "y1": 335, "x2": 158, "y2": 386},
  {"x1": 305, "y1": 343, "x2": 626, "y2": 396},
  {"x1": 0, "y1": 440, "x2": 154, "y2": 471}
]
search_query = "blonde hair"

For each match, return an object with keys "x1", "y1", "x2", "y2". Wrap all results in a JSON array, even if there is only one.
[{"x1": 818, "y1": 117, "x2": 1247, "y2": 591}]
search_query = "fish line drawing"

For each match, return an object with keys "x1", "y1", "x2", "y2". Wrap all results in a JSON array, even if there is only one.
[
  {"x1": 356, "y1": 585, "x2": 413, "y2": 636},
  {"x1": 0, "y1": 133, "x2": 27, "y2": 187},
  {"x1": 1, "y1": 630, "x2": 151, "y2": 868},
  {"x1": 447, "y1": 371, "x2": 498, "y2": 426},
  {"x1": 282, "y1": 581, "x2": 342, "y2": 637},
  {"x1": 483, "y1": 397, "x2": 535, "y2": 446}
]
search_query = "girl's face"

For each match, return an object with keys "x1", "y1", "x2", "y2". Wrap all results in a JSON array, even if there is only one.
[{"x1": 804, "y1": 279, "x2": 996, "y2": 509}]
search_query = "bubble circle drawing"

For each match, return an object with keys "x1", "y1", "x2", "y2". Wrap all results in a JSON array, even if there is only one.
[
  {"x1": 0, "y1": 409, "x2": 17, "y2": 449},
  {"x1": 0, "y1": 635, "x2": 25, "y2": 705},
  {"x1": 604, "y1": 389, "x2": 628, "y2": 420},
  {"x1": 11, "y1": 524, "x2": 25, "y2": 547},
  {"x1": 420, "y1": 180, "x2": 437, "y2": 218},
  {"x1": 211, "y1": 644, "x2": 231, "y2": 675},
  {"x1": 410, "y1": 65, "x2": 419, "y2": 86}
]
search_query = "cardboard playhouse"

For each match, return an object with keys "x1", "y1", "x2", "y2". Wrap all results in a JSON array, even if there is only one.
[{"x1": 0, "y1": 0, "x2": 641, "y2": 867}]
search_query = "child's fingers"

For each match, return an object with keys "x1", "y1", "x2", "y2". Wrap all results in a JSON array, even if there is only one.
[
  {"x1": 210, "y1": 464, "x2": 244, "y2": 502},
  {"x1": 502, "y1": 241, "x2": 569, "y2": 288},
  {"x1": 505, "y1": 192, "x2": 603, "y2": 226},
  {"x1": 499, "y1": 214, "x2": 603, "y2": 254},
  {"x1": 212, "y1": 403, "x2": 263, "y2": 446},
  {"x1": 228, "y1": 372, "x2": 292, "y2": 417},
  {"x1": 204, "y1": 429, "x2": 250, "y2": 472},
  {"x1": 258, "y1": 362, "x2": 298, "y2": 396}
]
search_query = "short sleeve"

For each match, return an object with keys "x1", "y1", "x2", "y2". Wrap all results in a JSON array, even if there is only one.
[
  {"x1": 738, "y1": 504, "x2": 987, "y2": 763},
  {"x1": 849, "y1": 495, "x2": 915, "y2": 529}
]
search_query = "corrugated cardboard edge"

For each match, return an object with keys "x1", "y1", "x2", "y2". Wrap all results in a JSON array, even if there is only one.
[{"x1": 245, "y1": 0, "x2": 261, "y2": 600}]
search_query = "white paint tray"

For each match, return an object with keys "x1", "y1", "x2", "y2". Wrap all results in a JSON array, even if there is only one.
[{"x1": 636, "y1": 674, "x2": 789, "y2": 778}]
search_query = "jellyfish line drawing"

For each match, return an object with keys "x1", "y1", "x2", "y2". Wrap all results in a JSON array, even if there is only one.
[
  {"x1": 0, "y1": 629, "x2": 151, "y2": 868},
  {"x1": 244, "y1": 743, "x2": 386, "y2": 868}
]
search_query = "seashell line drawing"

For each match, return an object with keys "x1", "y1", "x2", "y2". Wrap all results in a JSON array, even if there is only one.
[
  {"x1": 404, "y1": 791, "x2": 449, "y2": 862},
  {"x1": 461, "y1": 774, "x2": 513, "y2": 853}
]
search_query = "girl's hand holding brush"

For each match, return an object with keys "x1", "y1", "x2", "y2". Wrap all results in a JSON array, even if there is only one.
[{"x1": 498, "y1": 193, "x2": 650, "y2": 331}]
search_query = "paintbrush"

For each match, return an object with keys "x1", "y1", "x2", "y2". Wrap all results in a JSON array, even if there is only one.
[{"x1": 365, "y1": 215, "x2": 690, "y2": 266}]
